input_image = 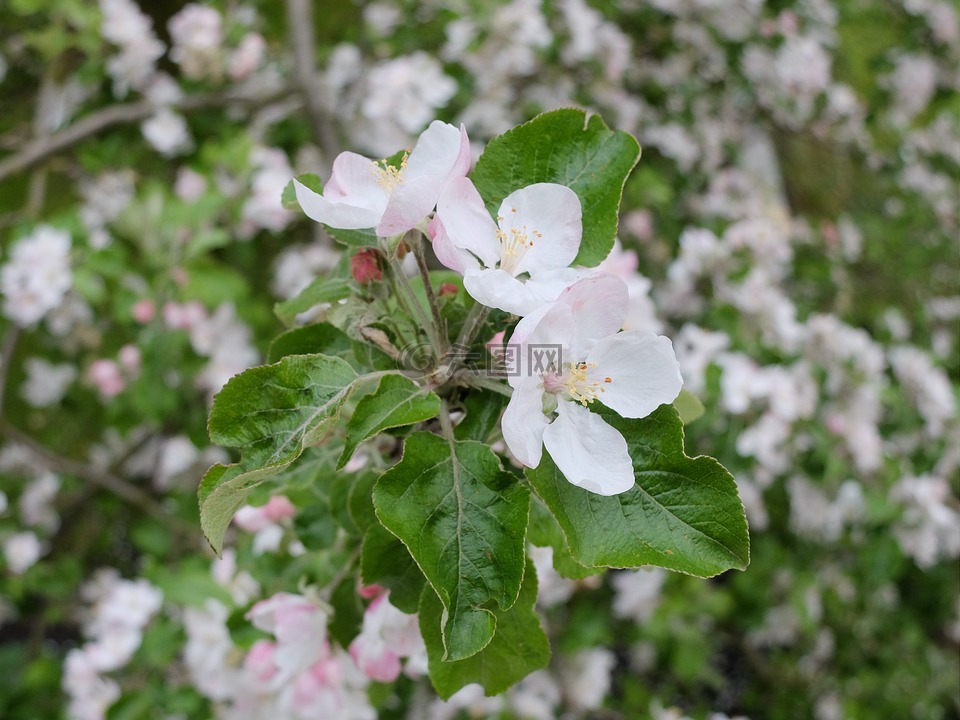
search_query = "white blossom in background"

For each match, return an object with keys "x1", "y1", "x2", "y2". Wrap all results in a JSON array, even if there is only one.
[
  {"x1": 559, "y1": 647, "x2": 616, "y2": 710},
  {"x1": 528, "y1": 545, "x2": 575, "y2": 608},
  {"x1": 79, "y1": 171, "x2": 136, "y2": 249},
  {"x1": 0, "y1": 225, "x2": 72, "y2": 327},
  {"x1": 241, "y1": 147, "x2": 296, "y2": 236},
  {"x1": 888, "y1": 346, "x2": 957, "y2": 438},
  {"x1": 885, "y1": 53, "x2": 938, "y2": 126},
  {"x1": 18, "y1": 472, "x2": 61, "y2": 532},
  {"x1": 184, "y1": 599, "x2": 243, "y2": 702},
  {"x1": 188, "y1": 303, "x2": 259, "y2": 395},
  {"x1": 141, "y1": 108, "x2": 194, "y2": 157},
  {"x1": 357, "y1": 52, "x2": 457, "y2": 156},
  {"x1": 21, "y1": 358, "x2": 77, "y2": 408},
  {"x1": 2, "y1": 531, "x2": 44, "y2": 574},
  {"x1": 611, "y1": 568, "x2": 667, "y2": 623},
  {"x1": 507, "y1": 670, "x2": 562, "y2": 720},
  {"x1": 99, "y1": 0, "x2": 165, "y2": 96},
  {"x1": 211, "y1": 549, "x2": 260, "y2": 606},
  {"x1": 890, "y1": 475, "x2": 960, "y2": 568},
  {"x1": 168, "y1": 3, "x2": 224, "y2": 81},
  {"x1": 62, "y1": 575, "x2": 161, "y2": 718},
  {"x1": 271, "y1": 242, "x2": 340, "y2": 300},
  {"x1": 228, "y1": 32, "x2": 266, "y2": 81}
]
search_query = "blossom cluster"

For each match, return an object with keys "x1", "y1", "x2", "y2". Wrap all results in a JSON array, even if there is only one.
[{"x1": 0, "y1": 0, "x2": 956, "y2": 719}]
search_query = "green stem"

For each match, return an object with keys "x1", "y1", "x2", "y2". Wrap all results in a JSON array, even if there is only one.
[
  {"x1": 452, "y1": 302, "x2": 490, "y2": 362},
  {"x1": 411, "y1": 234, "x2": 448, "y2": 351},
  {"x1": 456, "y1": 371, "x2": 514, "y2": 398},
  {"x1": 384, "y1": 236, "x2": 444, "y2": 358}
]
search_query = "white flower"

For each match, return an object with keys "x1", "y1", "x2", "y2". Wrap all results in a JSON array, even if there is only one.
[
  {"x1": 141, "y1": 108, "x2": 193, "y2": 157},
  {"x1": 294, "y1": 120, "x2": 470, "y2": 237},
  {"x1": 3, "y1": 531, "x2": 44, "y2": 574},
  {"x1": 348, "y1": 591, "x2": 426, "y2": 682},
  {"x1": 433, "y1": 179, "x2": 586, "y2": 315},
  {"x1": 0, "y1": 225, "x2": 72, "y2": 327},
  {"x1": 168, "y1": 3, "x2": 223, "y2": 80},
  {"x1": 21, "y1": 358, "x2": 77, "y2": 408},
  {"x1": 503, "y1": 273, "x2": 683, "y2": 495}
]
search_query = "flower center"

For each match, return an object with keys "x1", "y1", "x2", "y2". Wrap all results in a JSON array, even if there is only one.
[
  {"x1": 371, "y1": 152, "x2": 409, "y2": 192},
  {"x1": 495, "y1": 208, "x2": 542, "y2": 274},
  {"x1": 542, "y1": 361, "x2": 613, "y2": 407}
]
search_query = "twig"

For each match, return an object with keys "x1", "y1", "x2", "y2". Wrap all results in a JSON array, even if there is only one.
[
  {"x1": 0, "y1": 419, "x2": 194, "y2": 534},
  {"x1": 385, "y1": 246, "x2": 444, "y2": 359},
  {"x1": 0, "y1": 326, "x2": 20, "y2": 416},
  {"x1": 285, "y1": 0, "x2": 341, "y2": 167},
  {"x1": 0, "y1": 86, "x2": 295, "y2": 183}
]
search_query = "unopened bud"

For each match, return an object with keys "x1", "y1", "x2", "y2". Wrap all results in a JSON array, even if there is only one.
[
  {"x1": 439, "y1": 283, "x2": 459, "y2": 297},
  {"x1": 351, "y1": 249, "x2": 382, "y2": 284}
]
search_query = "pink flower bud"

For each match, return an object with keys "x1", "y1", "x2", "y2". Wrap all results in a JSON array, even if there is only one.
[
  {"x1": 264, "y1": 495, "x2": 296, "y2": 521},
  {"x1": 88, "y1": 360, "x2": 125, "y2": 398},
  {"x1": 118, "y1": 344, "x2": 142, "y2": 375},
  {"x1": 439, "y1": 283, "x2": 458, "y2": 297},
  {"x1": 350, "y1": 249, "x2": 382, "y2": 284},
  {"x1": 132, "y1": 299, "x2": 155, "y2": 324}
]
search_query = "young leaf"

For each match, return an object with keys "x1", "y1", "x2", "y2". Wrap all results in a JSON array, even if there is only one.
[
  {"x1": 527, "y1": 497, "x2": 601, "y2": 580},
  {"x1": 273, "y1": 277, "x2": 352, "y2": 326},
  {"x1": 419, "y1": 559, "x2": 550, "y2": 699},
  {"x1": 372, "y1": 432, "x2": 531, "y2": 661},
  {"x1": 199, "y1": 354, "x2": 358, "y2": 553},
  {"x1": 470, "y1": 108, "x2": 641, "y2": 267},
  {"x1": 338, "y1": 375, "x2": 441, "y2": 469},
  {"x1": 360, "y1": 522, "x2": 426, "y2": 614},
  {"x1": 526, "y1": 405, "x2": 749, "y2": 577}
]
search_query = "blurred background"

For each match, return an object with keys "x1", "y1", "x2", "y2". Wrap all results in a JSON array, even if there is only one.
[{"x1": 0, "y1": 1, "x2": 957, "y2": 718}]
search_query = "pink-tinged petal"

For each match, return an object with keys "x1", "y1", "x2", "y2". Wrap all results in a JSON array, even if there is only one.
[
  {"x1": 349, "y1": 638, "x2": 402, "y2": 682},
  {"x1": 463, "y1": 268, "x2": 542, "y2": 316},
  {"x1": 294, "y1": 179, "x2": 384, "y2": 230},
  {"x1": 429, "y1": 213, "x2": 480, "y2": 274},
  {"x1": 554, "y1": 273, "x2": 629, "y2": 359},
  {"x1": 499, "y1": 183, "x2": 582, "y2": 276},
  {"x1": 437, "y1": 178, "x2": 501, "y2": 268},
  {"x1": 542, "y1": 401, "x2": 634, "y2": 495},
  {"x1": 501, "y1": 376, "x2": 548, "y2": 467},
  {"x1": 324, "y1": 152, "x2": 388, "y2": 207},
  {"x1": 377, "y1": 174, "x2": 442, "y2": 235},
  {"x1": 587, "y1": 331, "x2": 683, "y2": 419},
  {"x1": 405, "y1": 121, "x2": 469, "y2": 180}
]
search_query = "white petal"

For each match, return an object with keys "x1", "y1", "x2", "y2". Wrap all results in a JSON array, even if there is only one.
[
  {"x1": 499, "y1": 183, "x2": 582, "y2": 276},
  {"x1": 405, "y1": 121, "x2": 470, "y2": 180},
  {"x1": 294, "y1": 178, "x2": 384, "y2": 230},
  {"x1": 554, "y1": 273, "x2": 629, "y2": 359},
  {"x1": 437, "y1": 178, "x2": 500, "y2": 268},
  {"x1": 429, "y1": 214, "x2": 479, "y2": 274},
  {"x1": 588, "y1": 331, "x2": 683, "y2": 418},
  {"x1": 543, "y1": 401, "x2": 634, "y2": 495},
  {"x1": 522, "y1": 267, "x2": 595, "y2": 305},
  {"x1": 501, "y1": 377, "x2": 548, "y2": 468},
  {"x1": 463, "y1": 268, "x2": 541, "y2": 316}
]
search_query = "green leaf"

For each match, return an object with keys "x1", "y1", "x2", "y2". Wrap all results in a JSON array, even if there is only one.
[
  {"x1": 328, "y1": 470, "x2": 379, "y2": 535},
  {"x1": 274, "y1": 277, "x2": 353, "y2": 326},
  {"x1": 360, "y1": 522, "x2": 426, "y2": 614},
  {"x1": 284, "y1": 173, "x2": 378, "y2": 247},
  {"x1": 527, "y1": 497, "x2": 601, "y2": 580},
  {"x1": 471, "y1": 108, "x2": 641, "y2": 267},
  {"x1": 419, "y1": 559, "x2": 550, "y2": 699},
  {"x1": 339, "y1": 375, "x2": 440, "y2": 469},
  {"x1": 199, "y1": 354, "x2": 358, "y2": 553},
  {"x1": 373, "y1": 432, "x2": 531, "y2": 661},
  {"x1": 526, "y1": 405, "x2": 749, "y2": 577},
  {"x1": 454, "y1": 392, "x2": 508, "y2": 443},
  {"x1": 267, "y1": 323, "x2": 356, "y2": 364},
  {"x1": 673, "y1": 389, "x2": 705, "y2": 425}
]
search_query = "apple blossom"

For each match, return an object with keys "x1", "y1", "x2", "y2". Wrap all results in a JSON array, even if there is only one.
[
  {"x1": 294, "y1": 120, "x2": 470, "y2": 237},
  {"x1": 503, "y1": 273, "x2": 683, "y2": 495},
  {"x1": 348, "y1": 591, "x2": 427, "y2": 682},
  {"x1": 431, "y1": 177, "x2": 587, "y2": 315}
]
